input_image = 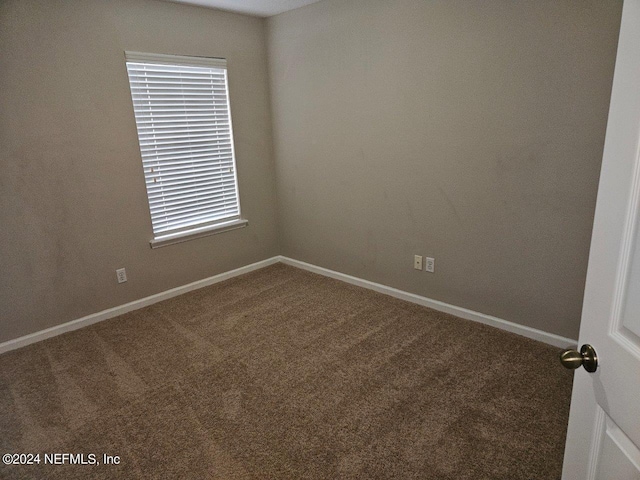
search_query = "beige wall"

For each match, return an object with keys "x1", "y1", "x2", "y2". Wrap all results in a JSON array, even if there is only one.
[
  {"x1": 267, "y1": 0, "x2": 622, "y2": 339},
  {"x1": 0, "y1": 0, "x2": 624, "y2": 345},
  {"x1": 0, "y1": 0, "x2": 279, "y2": 343}
]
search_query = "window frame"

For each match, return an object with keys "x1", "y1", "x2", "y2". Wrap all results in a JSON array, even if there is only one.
[{"x1": 124, "y1": 51, "x2": 247, "y2": 248}]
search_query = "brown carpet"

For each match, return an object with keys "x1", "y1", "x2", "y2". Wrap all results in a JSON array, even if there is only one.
[{"x1": 0, "y1": 263, "x2": 573, "y2": 479}]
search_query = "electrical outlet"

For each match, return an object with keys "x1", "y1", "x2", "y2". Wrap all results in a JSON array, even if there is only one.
[
  {"x1": 116, "y1": 268, "x2": 128, "y2": 284},
  {"x1": 414, "y1": 255, "x2": 423, "y2": 270},
  {"x1": 425, "y1": 257, "x2": 435, "y2": 273}
]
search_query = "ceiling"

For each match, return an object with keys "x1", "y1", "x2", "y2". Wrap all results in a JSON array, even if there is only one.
[{"x1": 163, "y1": 0, "x2": 323, "y2": 17}]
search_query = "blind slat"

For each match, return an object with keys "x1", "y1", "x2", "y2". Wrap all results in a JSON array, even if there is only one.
[
  {"x1": 135, "y1": 109, "x2": 229, "y2": 114},
  {"x1": 149, "y1": 187, "x2": 236, "y2": 209},
  {"x1": 146, "y1": 172, "x2": 236, "y2": 190},
  {"x1": 152, "y1": 204, "x2": 239, "y2": 232},
  {"x1": 142, "y1": 145, "x2": 231, "y2": 156},
  {"x1": 153, "y1": 203, "x2": 238, "y2": 223},
  {"x1": 146, "y1": 163, "x2": 233, "y2": 177},
  {"x1": 153, "y1": 198, "x2": 238, "y2": 219},
  {"x1": 138, "y1": 136, "x2": 231, "y2": 147},
  {"x1": 145, "y1": 156, "x2": 232, "y2": 169},
  {"x1": 129, "y1": 84, "x2": 228, "y2": 91},
  {"x1": 132, "y1": 105, "x2": 228, "y2": 111},
  {"x1": 128, "y1": 77, "x2": 227, "y2": 84},
  {"x1": 128, "y1": 73, "x2": 226, "y2": 81},
  {"x1": 146, "y1": 172, "x2": 234, "y2": 186},
  {"x1": 153, "y1": 215, "x2": 241, "y2": 236},
  {"x1": 135, "y1": 119, "x2": 229, "y2": 125},
  {"x1": 137, "y1": 124, "x2": 230, "y2": 132},
  {"x1": 138, "y1": 134, "x2": 230, "y2": 144},
  {"x1": 150, "y1": 195, "x2": 237, "y2": 217},
  {"x1": 137, "y1": 128, "x2": 230, "y2": 138},
  {"x1": 142, "y1": 151, "x2": 232, "y2": 164},
  {"x1": 134, "y1": 112, "x2": 228, "y2": 119},
  {"x1": 146, "y1": 177, "x2": 236, "y2": 198},
  {"x1": 148, "y1": 186, "x2": 236, "y2": 206}
]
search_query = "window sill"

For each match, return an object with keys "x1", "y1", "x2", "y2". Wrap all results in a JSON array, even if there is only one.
[{"x1": 150, "y1": 218, "x2": 248, "y2": 249}]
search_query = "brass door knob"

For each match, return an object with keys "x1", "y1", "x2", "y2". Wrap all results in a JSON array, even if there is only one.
[{"x1": 560, "y1": 344, "x2": 598, "y2": 372}]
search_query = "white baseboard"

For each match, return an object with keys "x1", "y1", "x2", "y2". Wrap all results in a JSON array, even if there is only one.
[
  {"x1": 0, "y1": 255, "x2": 576, "y2": 355},
  {"x1": 0, "y1": 257, "x2": 280, "y2": 355},
  {"x1": 278, "y1": 256, "x2": 578, "y2": 349}
]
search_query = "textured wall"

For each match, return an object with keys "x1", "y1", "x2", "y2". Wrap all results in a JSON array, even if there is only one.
[
  {"x1": 267, "y1": 0, "x2": 622, "y2": 339},
  {"x1": 0, "y1": 0, "x2": 279, "y2": 342}
]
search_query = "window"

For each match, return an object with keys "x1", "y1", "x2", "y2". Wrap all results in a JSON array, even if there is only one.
[{"x1": 125, "y1": 52, "x2": 246, "y2": 248}]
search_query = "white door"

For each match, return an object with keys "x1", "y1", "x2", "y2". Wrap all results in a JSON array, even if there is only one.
[{"x1": 561, "y1": 1, "x2": 640, "y2": 478}]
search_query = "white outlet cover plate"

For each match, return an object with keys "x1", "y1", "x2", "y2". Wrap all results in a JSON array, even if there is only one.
[
  {"x1": 116, "y1": 268, "x2": 127, "y2": 283},
  {"x1": 425, "y1": 257, "x2": 435, "y2": 272}
]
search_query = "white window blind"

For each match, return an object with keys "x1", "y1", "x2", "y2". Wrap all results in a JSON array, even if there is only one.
[{"x1": 125, "y1": 52, "x2": 242, "y2": 244}]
